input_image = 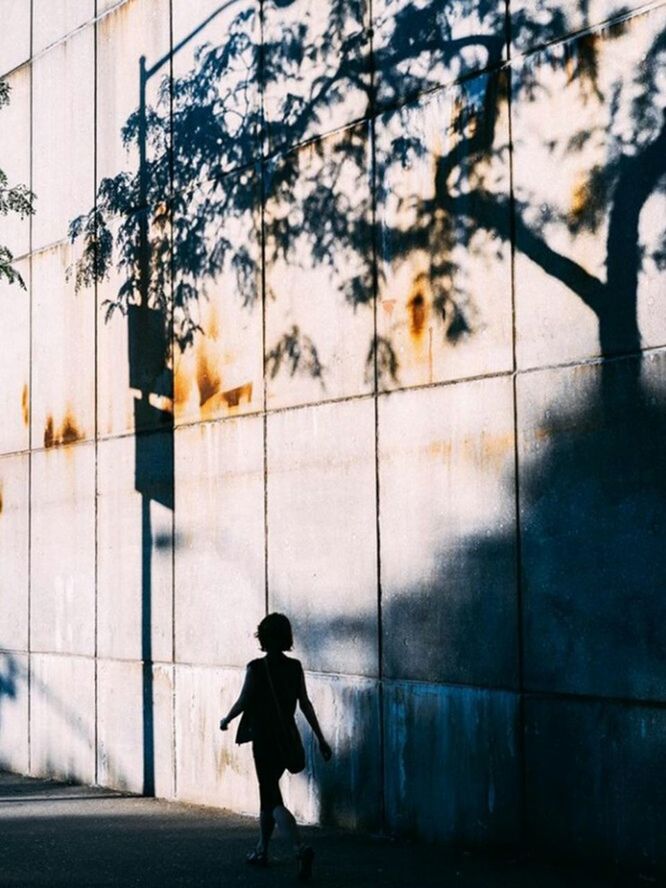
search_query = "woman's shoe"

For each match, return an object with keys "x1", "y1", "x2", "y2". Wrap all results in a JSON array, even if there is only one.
[
  {"x1": 297, "y1": 846, "x2": 314, "y2": 881},
  {"x1": 246, "y1": 849, "x2": 268, "y2": 867}
]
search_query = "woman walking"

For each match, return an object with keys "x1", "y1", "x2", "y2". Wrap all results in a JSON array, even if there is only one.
[{"x1": 220, "y1": 613, "x2": 332, "y2": 880}]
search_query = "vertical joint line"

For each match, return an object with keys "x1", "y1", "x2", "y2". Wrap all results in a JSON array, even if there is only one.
[
  {"x1": 93, "y1": 4, "x2": 100, "y2": 788},
  {"x1": 259, "y1": 0, "x2": 269, "y2": 617},
  {"x1": 503, "y1": 1, "x2": 529, "y2": 849},
  {"x1": 27, "y1": 0, "x2": 35, "y2": 777},
  {"x1": 169, "y1": 0, "x2": 178, "y2": 801},
  {"x1": 368, "y1": 0, "x2": 386, "y2": 835}
]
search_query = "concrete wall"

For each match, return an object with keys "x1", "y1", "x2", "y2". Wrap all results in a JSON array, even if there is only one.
[{"x1": 0, "y1": 0, "x2": 664, "y2": 876}]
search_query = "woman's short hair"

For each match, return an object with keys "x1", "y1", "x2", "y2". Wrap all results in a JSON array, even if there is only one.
[{"x1": 256, "y1": 613, "x2": 293, "y2": 652}]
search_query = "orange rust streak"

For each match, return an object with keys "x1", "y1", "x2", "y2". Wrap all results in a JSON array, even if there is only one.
[
  {"x1": 196, "y1": 349, "x2": 221, "y2": 408},
  {"x1": 406, "y1": 273, "x2": 430, "y2": 343},
  {"x1": 43, "y1": 411, "x2": 84, "y2": 449},
  {"x1": 44, "y1": 415, "x2": 55, "y2": 449},
  {"x1": 60, "y1": 413, "x2": 82, "y2": 445},
  {"x1": 21, "y1": 384, "x2": 29, "y2": 427},
  {"x1": 222, "y1": 382, "x2": 253, "y2": 409}
]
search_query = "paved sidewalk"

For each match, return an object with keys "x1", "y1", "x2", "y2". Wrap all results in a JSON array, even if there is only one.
[{"x1": 0, "y1": 772, "x2": 629, "y2": 887}]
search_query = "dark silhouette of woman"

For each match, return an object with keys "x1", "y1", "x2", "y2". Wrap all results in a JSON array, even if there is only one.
[{"x1": 220, "y1": 613, "x2": 332, "y2": 879}]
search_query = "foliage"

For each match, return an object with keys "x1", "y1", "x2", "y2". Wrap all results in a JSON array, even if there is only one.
[
  {"x1": 68, "y1": 0, "x2": 666, "y2": 383},
  {"x1": 0, "y1": 79, "x2": 35, "y2": 288}
]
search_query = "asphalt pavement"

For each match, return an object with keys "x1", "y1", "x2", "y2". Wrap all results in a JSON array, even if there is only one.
[{"x1": 0, "y1": 772, "x2": 640, "y2": 887}]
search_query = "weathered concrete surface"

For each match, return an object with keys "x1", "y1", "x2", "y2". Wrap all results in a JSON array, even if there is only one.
[
  {"x1": 0, "y1": 653, "x2": 29, "y2": 773},
  {"x1": 287, "y1": 672, "x2": 382, "y2": 831},
  {"x1": 374, "y1": 0, "x2": 508, "y2": 107},
  {"x1": 173, "y1": 171, "x2": 263, "y2": 426},
  {"x1": 375, "y1": 74, "x2": 513, "y2": 391},
  {"x1": 0, "y1": 0, "x2": 30, "y2": 76},
  {"x1": 30, "y1": 653, "x2": 96, "y2": 784},
  {"x1": 512, "y1": 6, "x2": 666, "y2": 369},
  {"x1": 262, "y1": 0, "x2": 370, "y2": 154},
  {"x1": 267, "y1": 399, "x2": 378, "y2": 677},
  {"x1": 174, "y1": 663, "x2": 258, "y2": 813},
  {"x1": 97, "y1": 432, "x2": 173, "y2": 662},
  {"x1": 0, "y1": 772, "x2": 618, "y2": 888},
  {"x1": 97, "y1": 658, "x2": 175, "y2": 796},
  {"x1": 31, "y1": 25, "x2": 94, "y2": 251},
  {"x1": 30, "y1": 442, "x2": 96, "y2": 656},
  {"x1": 518, "y1": 353, "x2": 666, "y2": 700},
  {"x1": 31, "y1": 242, "x2": 95, "y2": 450},
  {"x1": 379, "y1": 379, "x2": 517, "y2": 686},
  {"x1": 525, "y1": 695, "x2": 666, "y2": 873},
  {"x1": 96, "y1": 214, "x2": 173, "y2": 439},
  {"x1": 511, "y1": 0, "x2": 652, "y2": 53},
  {"x1": 171, "y1": 0, "x2": 260, "y2": 176},
  {"x1": 0, "y1": 452, "x2": 29, "y2": 652},
  {"x1": 2, "y1": 0, "x2": 665, "y2": 875},
  {"x1": 264, "y1": 124, "x2": 374, "y2": 409},
  {"x1": 96, "y1": 0, "x2": 171, "y2": 199},
  {"x1": 174, "y1": 418, "x2": 264, "y2": 668},
  {"x1": 0, "y1": 257, "x2": 30, "y2": 455},
  {"x1": 0, "y1": 64, "x2": 30, "y2": 260},
  {"x1": 384, "y1": 681, "x2": 520, "y2": 845},
  {"x1": 32, "y1": 0, "x2": 95, "y2": 55}
]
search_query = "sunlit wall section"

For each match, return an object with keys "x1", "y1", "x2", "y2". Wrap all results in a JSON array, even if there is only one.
[{"x1": 0, "y1": 0, "x2": 664, "y2": 874}]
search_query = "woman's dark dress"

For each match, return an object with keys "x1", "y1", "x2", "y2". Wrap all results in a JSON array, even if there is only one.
[{"x1": 239, "y1": 653, "x2": 303, "y2": 811}]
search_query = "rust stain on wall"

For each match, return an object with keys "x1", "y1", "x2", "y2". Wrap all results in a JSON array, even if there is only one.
[
  {"x1": 43, "y1": 411, "x2": 84, "y2": 449},
  {"x1": 174, "y1": 365, "x2": 192, "y2": 407},
  {"x1": 21, "y1": 384, "x2": 29, "y2": 426},
  {"x1": 44, "y1": 415, "x2": 55, "y2": 449},
  {"x1": 407, "y1": 274, "x2": 429, "y2": 341},
  {"x1": 196, "y1": 349, "x2": 221, "y2": 407},
  {"x1": 222, "y1": 382, "x2": 253, "y2": 409}
]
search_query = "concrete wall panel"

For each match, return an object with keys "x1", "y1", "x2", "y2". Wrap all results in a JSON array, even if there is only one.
[
  {"x1": 525, "y1": 695, "x2": 666, "y2": 872},
  {"x1": 512, "y1": 0, "x2": 651, "y2": 53},
  {"x1": 263, "y1": 0, "x2": 369, "y2": 154},
  {"x1": 32, "y1": 27, "x2": 94, "y2": 250},
  {"x1": 0, "y1": 0, "x2": 30, "y2": 76},
  {"x1": 96, "y1": 214, "x2": 173, "y2": 440},
  {"x1": 173, "y1": 171, "x2": 263, "y2": 426},
  {"x1": 374, "y1": 0, "x2": 508, "y2": 107},
  {"x1": 30, "y1": 653, "x2": 95, "y2": 784},
  {"x1": 285, "y1": 672, "x2": 382, "y2": 830},
  {"x1": 174, "y1": 417, "x2": 264, "y2": 667},
  {"x1": 97, "y1": 659, "x2": 174, "y2": 796},
  {"x1": 0, "y1": 452, "x2": 29, "y2": 652},
  {"x1": 267, "y1": 399, "x2": 378, "y2": 677},
  {"x1": 384, "y1": 681, "x2": 520, "y2": 845},
  {"x1": 0, "y1": 653, "x2": 29, "y2": 774},
  {"x1": 97, "y1": 432, "x2": 173, "y2": 662},
  {"x1": 0, "y1": 257, "x2": 30, "y2": 455},
  {"x1": 375, "y1": 76, "x2": 513, "y2": 391},
  {"x1": 33, "y1": 1, "x2": 95, "y2": 55},
  {"x1": 265, "y1": 125, "x2": 373, "y2": 409},
  {"x1": 380, "y1": 379, "x2": 518, "y2": 686},
  {"x1": 31, "y1": 243, "x2": 95, "y2": 448},
  {"x1": 175, "y1": 664, "x2": 257, "y2": 812},
  {"x1": 31, "y1": 442, "x2": 95, "y2": 656},
  {"x1": 0, "y1": 65, "x2": 30, "y2": 260},
  {"x1": 172, "y1": 0, "x2": 260, "y2": 180},
  {"x1": 96, "y1": 0, "x2": 171, "y2": 202},
  {"x1": 518, "y1": 352, "x2": 666, "y2": 700},
  {"x1": 512, "y1": 7, "x2": 666, "y2": 369}
]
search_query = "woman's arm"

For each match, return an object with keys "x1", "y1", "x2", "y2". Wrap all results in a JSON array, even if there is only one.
[
  {"x1": 298, "y1": 668, "x2": 332, "y2": 760},
  {"x1": 219, "y1": 666, "x2": 252, "y2": 731}
]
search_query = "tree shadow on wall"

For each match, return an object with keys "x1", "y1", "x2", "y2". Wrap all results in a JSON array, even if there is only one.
[{"x1": 65, "y1": 0, "x2": 666, "y2": 870}]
